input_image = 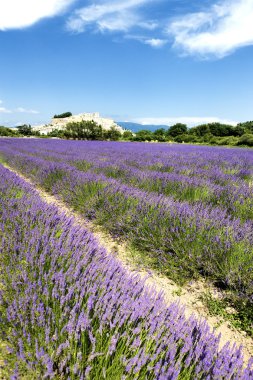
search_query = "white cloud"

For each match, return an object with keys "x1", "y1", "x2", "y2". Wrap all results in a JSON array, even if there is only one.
[
  {"x1": 167, "y1": 0, "x2": 253, "y2": 58},
  {"x1": 144, "y1": 38, "x2": 167, "y2": 48},
  {"x1": 0, "y1": 107, "x2": 12, "y2": 114},
  {"x1": 0, "y1": 104, "x2": 39, "y2": 114},
  {"x1": 132, "y1": 116, "x2": 238, "y2": 127},
  {"x1": 16, "y1": 107, "x2": 39, "y2": 114},
  {"x1": 125, "y1": 34, "x2": 167, "y2": 48},
  {"x1": 0, "y1": 0, "x2": 76, "y2": 30},
  {"x1": 67, "y1": 0, "x2": 155, "y2": 33}
]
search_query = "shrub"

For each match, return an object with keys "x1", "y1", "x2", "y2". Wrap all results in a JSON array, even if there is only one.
[
  {"x1": 122, "y1": 130, "x2": 134, "y2": 140},
  {"x1": 103, "y1": 126, "x2": 122, "y2": 141},
  {"x1": 17, "y1": 124, "x2": 33, "y2": 136},
  {"x1": 0, "y1": 126, "x2": 17, "y2": 136},
  {"x1": 53, "y1": 112, "x2": 72, "y2": 119},
  {"x1": 64, "y1": 120, "x2": 103, "y2": 140},
  {"x1": 237, "y1": 133, "x2": 253, "y2": 146},
  {"x1": 167, "y1": 123, "x2": 188, "y2": 137},
  {"x1": 215, "y1": 136, "x2": 239, "y2": 146}
]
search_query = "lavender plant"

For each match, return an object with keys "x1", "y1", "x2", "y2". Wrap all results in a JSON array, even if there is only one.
[
  {"x1": 0, "y1": 139, "x2": 252, "y2": 329},
  {"x1": 0, "y1": 164, "x2": 252, "y2": 379}
]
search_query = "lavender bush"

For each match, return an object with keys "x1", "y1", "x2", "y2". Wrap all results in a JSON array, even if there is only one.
[
  {"x1": 0, "y1": 139, "x2": 252, "y2": 325},
  {"x1": 0, "y1": 164, "x2": 252, "y2": 379}
]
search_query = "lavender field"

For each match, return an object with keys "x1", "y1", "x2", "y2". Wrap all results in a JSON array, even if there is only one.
[{"x1": 0, "y1": 139, "x2": 253, "y2": 378}]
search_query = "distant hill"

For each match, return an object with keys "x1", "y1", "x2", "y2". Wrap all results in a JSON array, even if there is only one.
[{"x1": 117, "y1": 121, "x2": 169, "y2": 132}]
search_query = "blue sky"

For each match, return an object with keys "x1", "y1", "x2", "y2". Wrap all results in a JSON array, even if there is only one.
[{"x1": 0, "y1": 0, "x2": 253, "y2": 127}]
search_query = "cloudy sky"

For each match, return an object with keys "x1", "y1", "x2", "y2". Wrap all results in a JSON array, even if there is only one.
[{"x1": 0, "y1": 0, "x2": 253, "y2": 127}]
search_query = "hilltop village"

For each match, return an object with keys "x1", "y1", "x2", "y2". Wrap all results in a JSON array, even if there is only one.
[{"x1": 32, "y1": 112, "x2": 125, "y2": 135}]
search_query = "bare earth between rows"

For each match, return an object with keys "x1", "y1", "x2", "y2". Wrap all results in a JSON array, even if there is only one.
[{"x1": 3, "y1": 163, "x2": 253, "y2": 363}]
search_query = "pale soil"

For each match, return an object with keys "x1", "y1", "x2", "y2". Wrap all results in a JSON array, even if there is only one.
[{"x1": 2, "y1": 163, "x2": 253, "y2": 364}]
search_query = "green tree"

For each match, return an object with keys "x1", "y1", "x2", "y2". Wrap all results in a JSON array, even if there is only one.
[
  {"x1": 103, "y1": 126, "x2": 121, "y2": 141},
  {"x1": 233, "y1": 125, "x2": 245, "y2": 137},
  {"x1": 174, "y1": 133, "x2": 197, "y2": 143},
  {"x1": 0, "y1": 126, "x2": 17, "y2": 136},
  {"x1": 153, "y1": 128, "x2": 166, "y2": 141},
  {"x1": 134, "y1": 130, "x2": 153, "y2": 141},
  {"x1": 208, "y1": 123, "x2": 234, "y2": 137},
  {"x1": 17, "y1": 124, "x2": 32, "y2": 136},
  {"x1": 47, "y1": 129, "x2": 64, "y2": 138},
  {"x1": 237, "y1": 121, "x2": 253, "y2": 134},
  {"x1": 167, "y1": 123, "x2": 187, "y2": 137},
  {"x1": 122, "y1": 130, "x2": 134, "y2": 140},
  {"x1": 189, "y1": 124, "x2": 210, "y2": 137},
  {"x1": 54, "y1": 112, "x2": 72, "y2": 119},
  {"x1": 64, "y1": 120, "x2": 103, "y2": 140}
]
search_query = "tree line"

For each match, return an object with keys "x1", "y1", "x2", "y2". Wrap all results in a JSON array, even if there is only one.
[
  {"x1": 1, "y1": 120, "x2": 253, "y2": 147},
  {"x1": 128, "y1": 121, "x2": 253, "y2": 147},
  {"x1": 48, "y1": 121, "x2": 123, "y2": 140}
]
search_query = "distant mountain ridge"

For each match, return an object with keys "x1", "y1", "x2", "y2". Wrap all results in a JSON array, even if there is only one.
[{"x1": 117, "y1": 121, "x2": 169, "y2": 132}]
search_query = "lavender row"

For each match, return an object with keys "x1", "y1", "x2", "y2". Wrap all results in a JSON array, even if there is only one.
[
  {"x1": 1, "y1": 164, "x2": 253, "y2": 378},
  {"x1": 1, "y1": 139, "x2": 252, "y2": 221},
  {"x1": 0, "y1": 141, "x2": 253, "y2": 311}
]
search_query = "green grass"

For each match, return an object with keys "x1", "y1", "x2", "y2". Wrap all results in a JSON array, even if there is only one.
[
  {"x1": 72, "y1": 160, "x2": 92, "y2": 172},
  {"x1": 43, "y1": 169, "x2": 66, "y2": 191},
  {"x1": 0, "y1": 154, "x2": 7, "y2": 165},
  {"x1": 201, "y1": 291, "x2": 253, "y2": 337}
]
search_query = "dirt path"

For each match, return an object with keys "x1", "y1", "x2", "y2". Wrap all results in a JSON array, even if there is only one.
[{"x1": 2, "y1": 163, "x2": 253, "y2": 363}]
